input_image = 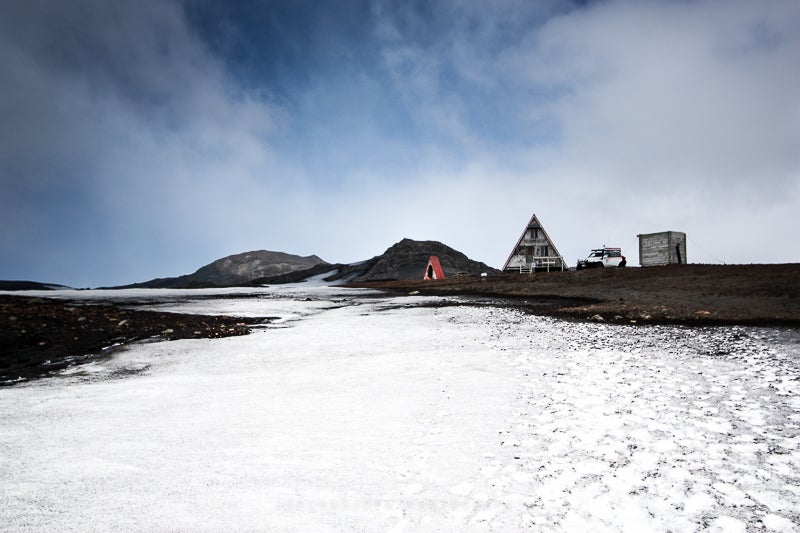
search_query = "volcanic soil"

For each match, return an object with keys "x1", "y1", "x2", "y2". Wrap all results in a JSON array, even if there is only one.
[
  {"x1": 347, "y1": 263, "x2": 800, "y2": 327},
  {"x1": 0, "y1": 295, "x2": 263, "y2": 384}
]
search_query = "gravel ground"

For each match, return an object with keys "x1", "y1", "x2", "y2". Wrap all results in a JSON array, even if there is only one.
[{"x1": 347, "y1": 264, "x2": 800, "y2": 326}]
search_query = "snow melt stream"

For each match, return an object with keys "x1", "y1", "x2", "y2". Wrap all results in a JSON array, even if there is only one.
[{"x1": 1, "y1": 287, "x2": 799, "y2": 531}]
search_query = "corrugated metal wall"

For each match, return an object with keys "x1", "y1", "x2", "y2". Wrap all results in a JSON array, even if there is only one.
[{"x1": 638, "y1": 231, "x2": 687, "y2": 266}]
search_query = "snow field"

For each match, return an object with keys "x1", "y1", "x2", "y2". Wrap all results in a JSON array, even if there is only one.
[
  {"x1": 1, "y1": 288, "x2": 799, "y2": 532},
  {"x1": 1, "y1": 294, "x2": 517, "y2": 531},
  {"x1": 482, "y1": 309, "x2": 800, "y2": 531}
]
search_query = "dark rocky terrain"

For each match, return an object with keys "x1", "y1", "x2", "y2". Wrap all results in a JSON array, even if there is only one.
[
  {"x1": 348, "y1": 263, "x2": 800, "y2": 326},
  {"x1": 0, "y1": 295, "x2": 263, "y2": 384}
]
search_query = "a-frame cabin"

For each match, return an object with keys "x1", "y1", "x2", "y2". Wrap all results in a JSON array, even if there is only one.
[{"x1": 503, "y1": 213, "x2": 567, "y2": 272}]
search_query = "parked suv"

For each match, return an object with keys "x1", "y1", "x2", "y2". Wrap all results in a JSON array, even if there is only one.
[{"x1": 577, "y1": 247, "x2": 627, "y2": 270}]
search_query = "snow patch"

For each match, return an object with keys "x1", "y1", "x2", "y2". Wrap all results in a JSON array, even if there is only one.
[{"x1": 0, "y1": 289, "x2": 798, "y2": 531}]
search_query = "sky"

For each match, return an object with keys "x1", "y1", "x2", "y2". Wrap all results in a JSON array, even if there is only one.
[{"x1": 1, "y1": 0, "x2": 798, "y2": 287}]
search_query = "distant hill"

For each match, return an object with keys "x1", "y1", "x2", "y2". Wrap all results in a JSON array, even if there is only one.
[
  {"x1": 349, "y1": 238, "x2": 499, "y2": 282},
  {"x1": 0, "y1": 280, "x2": 73, "y2": 291},
  {"x1": 189, "y1": 250, "x2": 326, "y2": 285},
  {"x1": 118, "y1": 250, "x2": 327, "y2": 289}
]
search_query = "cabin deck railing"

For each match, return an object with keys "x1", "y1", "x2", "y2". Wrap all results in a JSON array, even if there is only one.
[{"x1": 505, "y1": 256, "x2": 566, "y2": 273}]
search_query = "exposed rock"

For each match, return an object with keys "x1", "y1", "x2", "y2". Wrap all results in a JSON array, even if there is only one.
[
  {"x1": 249, "y1": 262, "x2": 343, "y2": 285},
  {"x1": 191, "y1": 250, "x2": 326, "y2": 285}
]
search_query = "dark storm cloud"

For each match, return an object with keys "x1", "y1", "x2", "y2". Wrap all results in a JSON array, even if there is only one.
[
  {"x1": 185, "y1": 0, "x2": 378, "y2": 89},
  {"x1": 0, "y1": 0, "x2": 282, "y2": 286}
]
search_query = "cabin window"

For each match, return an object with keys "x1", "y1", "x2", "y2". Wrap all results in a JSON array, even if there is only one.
[
  {"x1": 541, "y1": 245, "x2": 549, "y2": 257},
  {"x1": 529, "y1": 228, "x2": 538, "y2": 239}
]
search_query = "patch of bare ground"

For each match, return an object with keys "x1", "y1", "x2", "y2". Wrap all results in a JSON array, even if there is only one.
[
  {"x1": 346, "y1": 264, "x2": 800, "y2": 327},
  {"x1": 0, "y1": 295, "x2": 264, "y2": 384}
]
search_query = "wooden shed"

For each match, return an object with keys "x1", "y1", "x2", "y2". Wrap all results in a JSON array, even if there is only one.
[{"x1": 638, "y1": 231, "x2": 687, "y2": 266}]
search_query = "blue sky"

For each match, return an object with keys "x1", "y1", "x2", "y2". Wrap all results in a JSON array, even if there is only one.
[{"x1": 1, "y1": 0, "x2": 798, "y2": 287}]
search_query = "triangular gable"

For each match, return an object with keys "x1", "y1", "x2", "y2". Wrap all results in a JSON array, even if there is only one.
[
  {"x1": 503, "y1": 213, "x2": 567, "y2": 272},
  {"x1": 423, "y1": 256, "x2": 445, "y2": 280}
]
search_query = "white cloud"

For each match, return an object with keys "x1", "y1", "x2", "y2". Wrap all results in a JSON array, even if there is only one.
[{"x1": 362, "y1": 0, "x2": 799, "y2": 266}]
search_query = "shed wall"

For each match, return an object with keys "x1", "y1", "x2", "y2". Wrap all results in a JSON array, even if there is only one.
[{"x1": 638, "y1": 231, "x2": 687, "y2": 266}]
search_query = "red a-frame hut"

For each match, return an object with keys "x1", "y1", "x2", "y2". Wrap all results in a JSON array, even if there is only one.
[{"x1": 423, "y1": 256, "x2": 445, "y2": 280}]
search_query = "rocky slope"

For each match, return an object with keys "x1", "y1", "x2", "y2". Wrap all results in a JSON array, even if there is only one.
[
  {"x1": 189, "y1": 250, "x2": 325, "y2": 285},
  {"x1": 351, "y1": 238, "x2": 499, "y2": 282},
  {"x1": 120, "y1": 250, "x2": 326, "y2": 289}
]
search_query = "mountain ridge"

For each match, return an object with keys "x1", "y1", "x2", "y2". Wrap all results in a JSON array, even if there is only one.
[{"x1": 2, "y1": 240, "x2": 499, "y2": 290}]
